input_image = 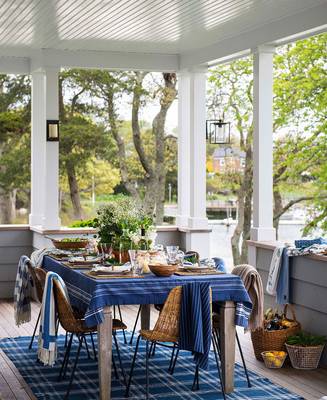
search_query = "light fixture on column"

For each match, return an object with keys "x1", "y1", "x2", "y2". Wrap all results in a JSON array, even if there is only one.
[
  {"x1": 206, "y1": 116, "x2": 231, "y2": 144},
  {"x1": 46, "y1": 120, "x2": 59, "y2": 141}
]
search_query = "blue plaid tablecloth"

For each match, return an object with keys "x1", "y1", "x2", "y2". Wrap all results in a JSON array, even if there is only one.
[{"x1": 43, "y1": 256, "x2": 252, "y2": 328}]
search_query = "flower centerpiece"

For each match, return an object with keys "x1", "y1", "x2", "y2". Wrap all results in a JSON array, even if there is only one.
[{"x1": 94, "y1": 196, "x2": 156, "y2": 263}]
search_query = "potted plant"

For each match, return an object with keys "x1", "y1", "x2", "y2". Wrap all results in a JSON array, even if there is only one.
[
  {"x1": 285, "y1": 332, "x2": 326, "y2": 370},
  {"x1": 94, "y1": 196, "x2": 155, "y2": 263}
]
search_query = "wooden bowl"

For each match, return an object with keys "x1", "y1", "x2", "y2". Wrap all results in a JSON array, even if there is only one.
[
  {"x1": 148, "y1": 263, "x2": 178, "y2": 277},
  {"x1": 51, "y1": 239, "x2": 88, "y2": 250}
]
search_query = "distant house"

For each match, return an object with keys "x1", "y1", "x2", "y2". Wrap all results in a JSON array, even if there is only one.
[{"x1": 212, "y1": 147, "x2": 246, "y2": 173}]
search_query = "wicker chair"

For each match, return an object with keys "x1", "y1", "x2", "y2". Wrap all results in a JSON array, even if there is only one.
[
  {"x1": 53, "y1": 279, "x2": 127, "y2": 399},
  {"x1": 129, "y1": 250, "x2": 200, "y2": 346},
  {"x1": 125, "y1": 286, "x2": 225, "y2": 400},
  {"x1": 27, "y1": 264, "x2": 47, "y2": 349}
]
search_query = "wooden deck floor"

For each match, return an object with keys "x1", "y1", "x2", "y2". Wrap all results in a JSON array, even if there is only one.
[{"x1": 0, "y1": 300, "x2": 326, "y2": 400}]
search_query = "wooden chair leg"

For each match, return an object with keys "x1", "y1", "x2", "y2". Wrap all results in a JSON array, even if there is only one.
[{"x1": 125, "y1": 335, "x2": 141, "y2": 397}]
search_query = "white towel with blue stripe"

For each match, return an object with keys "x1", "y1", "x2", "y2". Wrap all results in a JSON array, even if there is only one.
[
  {"x1": 266, "y1": 245, "x2": 284, "y2": 296},
  {"x1": 38, "y1": 271, "x2": 69, "y2": 366},
  {"x1": 14, "y1": 255, "x2": 32, "y2": 326}
]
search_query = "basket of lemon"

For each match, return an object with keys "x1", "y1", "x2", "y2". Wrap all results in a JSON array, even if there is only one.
[{"x1": 261, "y1": 351, "x2": 287, "y2": 369}]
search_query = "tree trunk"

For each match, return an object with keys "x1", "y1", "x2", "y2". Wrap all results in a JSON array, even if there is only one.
[
  {"x1": 0, "y1": 189, "x2": 16, "y2": 223},
  {"x1": 66, "y1": 163, "x2": 83, "y2": 220},
  {"x1": 231, "y1": 143, "x2": 253, "y2": 265},
  {"x1": 273, "y1": 189, "x2": 283, "y2": 240}
]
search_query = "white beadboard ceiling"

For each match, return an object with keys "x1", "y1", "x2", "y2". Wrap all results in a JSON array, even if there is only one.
[{"x1": 0, "y1": 0, "x2": 326, "y2": 56}]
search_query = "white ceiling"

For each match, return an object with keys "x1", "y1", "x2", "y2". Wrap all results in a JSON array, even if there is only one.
[{"x1": 0, "y1": 0, "x2": 326, "y2": 56}]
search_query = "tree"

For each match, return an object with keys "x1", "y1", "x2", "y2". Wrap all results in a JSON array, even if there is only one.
[
  {"x1": 208, "y1": 33, "x2": 327, "y2": 264},
  {"x1": 208, "y1": 58, "x2": 253, "y2": 264},
  {"x1": 272, "y1": 33, "x2": 327, "y2": 234},
  {"x1": 59, "y1": 70, "x2": 119, "y2": 220},
  {"x1": 0, "y1": 75, "x2": 30, "y2": 223},
  {"x1": 86, "y1": 71, "x2": 177, "y2": 224}
]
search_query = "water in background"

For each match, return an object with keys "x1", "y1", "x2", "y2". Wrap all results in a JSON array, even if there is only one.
[{"x1": 209, "y1": 221, "x2": 309, "y2": 270}]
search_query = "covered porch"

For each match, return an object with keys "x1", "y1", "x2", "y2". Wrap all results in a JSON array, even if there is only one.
[{"x1": 0, "y1": 1, "x2": 327, "y2": 399}]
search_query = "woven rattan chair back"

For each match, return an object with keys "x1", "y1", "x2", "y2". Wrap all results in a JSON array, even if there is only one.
[
  {"x1": 27, "y1": 262, "x2": 44, "y2": 303},
  {"x1": 151, "y1": 286, "x2": 182, "y2": 341},
  {"x1": 53, "y1": 279, "x2": 80, "y2": 333}
]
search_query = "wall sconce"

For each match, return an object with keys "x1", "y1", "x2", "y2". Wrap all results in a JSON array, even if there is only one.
[{"x1": 47, "y1": 120, "x2": 59, "y2": 142}]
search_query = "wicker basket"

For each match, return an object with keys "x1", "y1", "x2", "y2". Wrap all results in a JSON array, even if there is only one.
[
  {"x1": 261, "y1": 351, "x2": 287, "y2": 369},
  {"x1": 286, "y1": 343, "x2": 325, "y2": 370},
  {"x1": 251, "y1": 304, "x2": 301, "y2": 361},
  {"x1": 52, "y1": 239, "x2": 88, "y2": 250},
  {"x1": 148, "y1": 263, "x2": 178, "y2": 277}
]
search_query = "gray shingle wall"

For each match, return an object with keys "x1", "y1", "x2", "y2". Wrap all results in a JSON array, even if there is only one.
[
  {"x1": 256, "y1": 247, "x2": 327, "y2": 365},
  {"x1": 0, "y1": 229, "x2": 33, "y2": 299}
]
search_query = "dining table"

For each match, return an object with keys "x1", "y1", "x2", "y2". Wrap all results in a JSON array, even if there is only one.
[{"x1": 43, "y1": 255, "x2": 252, "y2": 399}]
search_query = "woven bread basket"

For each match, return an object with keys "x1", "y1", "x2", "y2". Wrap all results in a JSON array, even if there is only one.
[
  {"x1": 251, "y1": 304, "x2": 301, "y2": 361},
  {"x1": 52, "y1": 239, "x2": 88, "y2": 250}
]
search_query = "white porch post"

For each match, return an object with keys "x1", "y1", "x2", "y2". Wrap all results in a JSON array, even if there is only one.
[
  {"x1": 177, "y1": 67, "x2": 210, "y2": 257},
  {"x1": 29, "y1": 67, "x2": 61, "y2": 229},
  {"x1": 250, "y1": 46, "x2": 276, "y2": 252}
]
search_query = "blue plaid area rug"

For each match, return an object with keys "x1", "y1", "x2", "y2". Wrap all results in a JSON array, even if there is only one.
[{"x1": 0, "y1": 333, "x2": 303, "y2": 400}]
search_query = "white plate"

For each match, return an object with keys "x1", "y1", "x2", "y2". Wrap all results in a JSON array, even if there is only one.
[{"x1": 92, "y1": 264, "x2": 130, "y2": 273}]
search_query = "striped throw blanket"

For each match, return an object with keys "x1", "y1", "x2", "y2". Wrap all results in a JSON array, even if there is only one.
[
  {"x1": 14, "y1": 255, "x2": 33, "y2": 326},
  {"x1": 266, "y1": 245, "x2": 284, "y2": 296},
  {"x1": 38, "y1": 272, "x2": 69, "y2": 366},
  {"x1": 232, "y1": 264, "x2": 264, "y2": 331},
  {"x1": 179, "y1": 282, "x2": 211, "y2": 370}
]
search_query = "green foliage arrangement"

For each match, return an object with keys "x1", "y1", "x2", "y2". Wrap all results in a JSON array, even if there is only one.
[
  {"x1": 93, "y1": 196, "x2": 155, "y2": 250},
  {"x1": 70, "y1": 219, "x2": 96, "y2": 228},
  {"x1": 287, "y1": 332, "x2": 327, "y2": 347}
]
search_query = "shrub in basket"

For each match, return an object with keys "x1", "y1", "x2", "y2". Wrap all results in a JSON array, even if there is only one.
[{"x1": 286, "y1": 332, "x2": 326, "y2": 370}]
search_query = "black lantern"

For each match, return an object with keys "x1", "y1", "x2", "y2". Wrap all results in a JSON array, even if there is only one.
[
  {"x1": 206, "y1": 118, "x2": 231, "y2": 144},
  {"x1": 46, "y1": 120, "x2": 59, "y2": 141}
]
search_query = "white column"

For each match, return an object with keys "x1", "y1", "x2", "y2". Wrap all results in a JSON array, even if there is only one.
[
  {"x1": 29, "y1": 67, "x2": 61, "y2": 229},
  {"x1": 176, "y1": 67, "x2": 210, "y2": 258},
  {"x1": 250, "y1": 46, "x2": 276, "y2": 242},
  {"x1": 176, "y1": 67, "x2": 208, "y2": 230},
  {"x1": 29, "y1": 71, "x2": 46, "y2": 226},
  {"x1": 176, "y1": 71, "x2": 191, "y2": 227}
]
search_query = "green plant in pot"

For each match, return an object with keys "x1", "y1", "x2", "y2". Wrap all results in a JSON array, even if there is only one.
[
  {"x1": 285, "y1": 332, "x2": 326, "y2": 370},
  {"x1": 94, "y1": 196, "x2": 155, "y2": 263}
]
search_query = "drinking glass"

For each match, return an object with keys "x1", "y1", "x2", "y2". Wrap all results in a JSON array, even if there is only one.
[
  {"x1": 128, "y1": 249, "x2": 137, "y2": 275},
  {"x1": 166, "y1": 246, "x2": 184, "y2": 264}
]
